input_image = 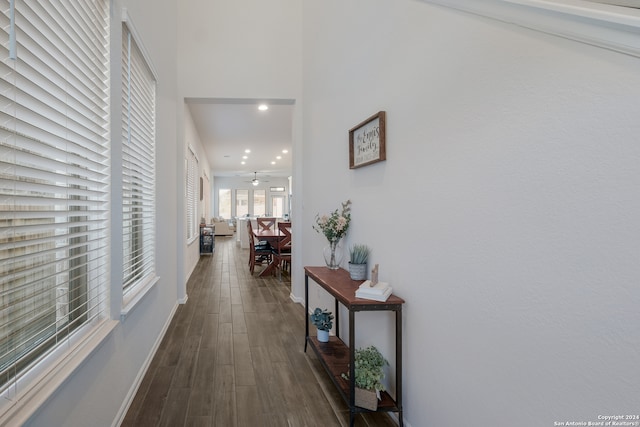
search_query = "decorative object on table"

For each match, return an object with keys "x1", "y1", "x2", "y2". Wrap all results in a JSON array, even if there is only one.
[
  {"x1": 341, "y1": 346, "x2": 389, "y2": 411},
  {"x1": 349, "y1": 111, "x2": 386, "y2": 169},
  {"x1": 348, "y1": 244, "x2": 370, "y2": 280},
  {"x1": 356, "y1": 279, "x2": 392, "y2": 302},
  {"x1": 313, "y1": 200, "x2": 351, "y2": 270},
  {"x1": 370, "y1": 263, "x2": 379, "y2": 286},
  {"x1": 310, "y1": 307, "x2": 334, "y2": 342}
]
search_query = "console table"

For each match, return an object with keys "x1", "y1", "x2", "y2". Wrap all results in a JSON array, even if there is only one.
[{"x1": 304, "y1": 266, "x2": 404, "y2": 426}]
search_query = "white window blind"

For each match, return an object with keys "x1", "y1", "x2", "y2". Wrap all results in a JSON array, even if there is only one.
[
  {"x1": 0, "y1": 0, "x2": 109, "y2": 393},
  {"x1": 186, "y1": 147, "x2": 198, "y2": 241},
  {"x1": 122, "y1": 23, "x2": 156, "y2": 293}
]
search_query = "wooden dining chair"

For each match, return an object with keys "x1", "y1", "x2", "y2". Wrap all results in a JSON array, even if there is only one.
[
  {"x1": 247, "y1": 220, "x2": 272, "y2": 274},
  {"x1": 272, "y1": 221, "x2": 292, "y2": 280},
  {"x1": 256, "y1": 217, "x2": 276, "y2": 232}
]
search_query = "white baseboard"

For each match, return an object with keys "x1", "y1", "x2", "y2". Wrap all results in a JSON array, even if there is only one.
[
  {"x1": 112, "y1": 301, "x2": 180, "y2": 427},
  {"x1": 289, "y1": 292, "x2": 304, "y2": 305}
]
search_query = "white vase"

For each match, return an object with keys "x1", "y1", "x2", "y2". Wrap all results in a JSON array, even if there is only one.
[{"x1": 317, "y1": 328, "x2": 330, "y2": 342}]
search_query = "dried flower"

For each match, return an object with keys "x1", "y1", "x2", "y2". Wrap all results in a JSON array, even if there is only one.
[{"x1": 313, "y1": 200, "x2": 351, "y2": 243}]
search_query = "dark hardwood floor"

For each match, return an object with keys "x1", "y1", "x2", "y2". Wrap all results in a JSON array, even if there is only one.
[{"x1": 121, "y1": 235, "x2": 398, "y2": 427}]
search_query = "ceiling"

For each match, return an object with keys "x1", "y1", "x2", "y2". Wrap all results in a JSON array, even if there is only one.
[{"x1": 186, "y1": 98, "x2": 294, "y2": 180}]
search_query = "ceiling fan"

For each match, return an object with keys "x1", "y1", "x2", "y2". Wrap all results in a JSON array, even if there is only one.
[{"x1": 246, "y1": 172, "x2": 269, "y2": 186}]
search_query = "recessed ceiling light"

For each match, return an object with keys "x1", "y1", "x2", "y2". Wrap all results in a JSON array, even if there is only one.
[
  {"x1": 276, "y1": 156, "x2": 282, "y2": 160},
  {"x1": 242, "y1": 155, "x2": 248, "y2": 159},
  {"x1": 271, "y1": 161, "x2": 276, "y2": 165},
  {"x1": 258, "y1": 104, "x2": 268, "y2": 111},
  {"x1": 241, "y1": 161, "x2": 245, "y2": 165},
  {"x1": 282, "y1": 149, "x2": 288, "y2": 154},
  {"x1": 245, "y1": 149, "x2": 251, "y2": 153}
]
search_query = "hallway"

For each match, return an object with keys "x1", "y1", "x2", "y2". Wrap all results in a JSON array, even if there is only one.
[{"x1": 122, "y1": 236, "x2": 397, "y2": 427}]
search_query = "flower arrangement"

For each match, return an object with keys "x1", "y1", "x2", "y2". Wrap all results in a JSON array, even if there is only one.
[{"x1": 313, "y1": 200, "x2": 352, "y2": 243}]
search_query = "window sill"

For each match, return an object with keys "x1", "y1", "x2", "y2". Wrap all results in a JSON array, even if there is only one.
[
  {"x1": 121, "y1": 275, "x2": 160, "y2": 320},
  {"x1": 422, "y1": 0, "x2": 640, "y2": 57},
  {"x1": 0, "y1": 319, "x2": 118, "y2": 426}
]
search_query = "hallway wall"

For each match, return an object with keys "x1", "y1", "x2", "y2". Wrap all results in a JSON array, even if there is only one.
[
  {"x1": 300, "y1": 1, "x2": 640, "y2": 426},
  {"x1": 22, "y1": 0, "x2": 181, "y2": 426}
]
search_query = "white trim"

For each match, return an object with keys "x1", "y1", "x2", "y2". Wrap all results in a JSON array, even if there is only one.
[
  {"x1": 121, "y1": 8, "x2": 159, "y2": 81},
  {"x1": 290, "y1": 293, "x2": 304, "y2": 305},
  {"x1": 422, "y1": 0, "x2": 640, "y2": 57},
  {"x1": 0, "y1": 319, "x2": 118, "y2": 427},
  {"x1": 121, "y1": 275, "x2": 161, "y2": 319},
  {"x1": 112, "y1": 301, "x2": 179, "y2": 427}
]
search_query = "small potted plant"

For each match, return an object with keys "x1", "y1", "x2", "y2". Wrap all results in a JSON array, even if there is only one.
[
  {"x1": 342, "y1": 345, "x2": 388, "y2": 411},
  {"x1": 310, "y1": 308, "x2": 333, "y2": 342},
  {"x1": 348, "y1": 244, "x2": 370, "y2": 280}
]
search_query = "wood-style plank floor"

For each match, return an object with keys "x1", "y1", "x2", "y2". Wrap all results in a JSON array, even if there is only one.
[{"x1": 121, "y1": 235, "x2": 398, "y2": 427}]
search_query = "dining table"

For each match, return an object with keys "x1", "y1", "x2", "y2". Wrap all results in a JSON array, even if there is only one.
[{"x1": 253, "y1": 228, "x2": 286, "y2": 277}]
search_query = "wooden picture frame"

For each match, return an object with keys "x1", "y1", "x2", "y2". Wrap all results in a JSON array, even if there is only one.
[{"x1": 349, "y1": 111, "x2": 386, "y2": 169}]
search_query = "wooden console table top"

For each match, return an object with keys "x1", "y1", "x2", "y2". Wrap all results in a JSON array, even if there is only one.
[{"x1": 304, "y1": 266, "x2": 405, "y2": 309}]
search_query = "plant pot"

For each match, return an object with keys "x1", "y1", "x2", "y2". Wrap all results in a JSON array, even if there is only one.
[
  {"x1": 355, "y1": 387, "x2": 378, "y2": 411},
  {"x1": 348, "y1": 262, "x2": 367, "y2": 280},
  {"x1": 317, "y1": 328, "x2": 329, "y2": 342}
]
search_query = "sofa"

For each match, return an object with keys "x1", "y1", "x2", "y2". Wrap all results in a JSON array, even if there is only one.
[{"x1": 211, "y1": 217, "x2": 235, "y2": 236}]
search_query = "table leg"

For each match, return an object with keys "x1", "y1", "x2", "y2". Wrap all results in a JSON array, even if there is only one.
[
  {"x1": 349, "y1": 309, "x2": 355, "y2": 427},
  {"x1": 397, "y1": 307, "x2": 403, "y2": 426},
  {"x1": 304, "y1": 274, "x2": 309, "y2": 352},
  {"x1": 335, "y1": 298, "x2": 340, "y2": 339}
]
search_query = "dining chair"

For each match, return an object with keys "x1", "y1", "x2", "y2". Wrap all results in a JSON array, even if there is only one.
[
  {"x1": 247, "y1": 220, "x2": 272, "y2": 274},
  {"x1": 256, "y1": 217, "x2": 277, "y2": 232},
  {"x1": 272, "y1": 221, "x2": 292, "y2": 280}
]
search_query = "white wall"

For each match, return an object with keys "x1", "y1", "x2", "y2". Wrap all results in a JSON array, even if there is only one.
[
  {"x1": 301, "y1": 1, "x2": 640, "y2": 426},
  {"x1": 23, "y1": 1, "x2": 180, "y2": 426},
  {"x1": 177, "y1": 0, "x2": 302, "y2": 98},
  {"x1": 184, "y1": 106, "x2": 211, "y2": 281}
]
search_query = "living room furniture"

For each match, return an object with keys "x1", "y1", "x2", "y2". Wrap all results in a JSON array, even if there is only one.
[
  {"x1": 251, "y1": 225, "x2": 287, "y2": 277},
  {"x1": 211, "y1": 217, "x2": 235, "y2": 236},
  {"x1": 256, "y1": 217, "x2": 276, "y2": 232},
  {"x1": 247, "y1": 220, "x2": 272, "y2": 275},
  {"x1": 271, "y1": 222, "x2": 292, "y2": 280},
  {"x1": 304, "y1": 266, "x2": 404, "y2": 427}
]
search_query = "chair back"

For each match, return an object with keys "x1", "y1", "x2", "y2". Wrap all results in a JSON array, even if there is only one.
[
  {"x1": 247, "y1": 219, "x2": 256, "y2": 254},
  {"x1": 274, "y1": 221, "x2": 292, "y2": 253},
  {"x1": 256, "y1": 217, "x2": 276, "y2": 232}
]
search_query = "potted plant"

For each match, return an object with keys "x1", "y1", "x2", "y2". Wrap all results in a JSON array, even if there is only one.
[
  {"x1": 342, "y1": 345, "x2": 388, "y2": 411},
  {"x1": 348, "y1": 244, "x2": 370, "y2": 280},
  {"x1": 310, "y1": 308, "x2": 333, "y2": 342}
]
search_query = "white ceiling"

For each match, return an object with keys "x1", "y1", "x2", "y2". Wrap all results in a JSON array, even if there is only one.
[{"x1": 186, "y1": 98, "x2": 294, "y2": 180}]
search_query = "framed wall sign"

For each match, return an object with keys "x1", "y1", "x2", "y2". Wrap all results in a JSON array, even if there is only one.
[{"x1": 349, "y1": 111, "x2": 386, "y2": 169}]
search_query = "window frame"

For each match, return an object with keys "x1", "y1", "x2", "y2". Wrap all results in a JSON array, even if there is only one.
[
  {"x1": 0, "y1": 1, "x2": 119, "y2": 424},
  {"x1": 186, "y1": 146, "x2": 199, "y2": 243},
  {"x1": 218, "y1": 188, "x2": 232, "y2": 219},
  {"x1": 120, "y1": 10, "x2": 159, "y2": 316}
]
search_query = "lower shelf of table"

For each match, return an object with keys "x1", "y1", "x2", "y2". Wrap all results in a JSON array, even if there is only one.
[{"x1": 306, "y1": 336, "x2": 399, "y2": 412}]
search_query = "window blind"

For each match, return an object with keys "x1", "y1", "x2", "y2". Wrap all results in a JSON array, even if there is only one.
[
  {"x1": 122, "y1": 23, "x2": 156, "y2": 292},
  {"x1": 0, "y1": 0, "x2": 109, "y2": 391}
]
